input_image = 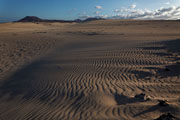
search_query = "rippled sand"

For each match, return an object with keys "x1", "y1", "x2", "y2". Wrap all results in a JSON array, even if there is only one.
[{"x1": 0, "y1": 20, "x2": 180, "y2": 120}]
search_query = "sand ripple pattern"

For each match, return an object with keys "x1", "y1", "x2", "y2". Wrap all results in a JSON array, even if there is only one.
[{"x1": 0, "y1": 39, "x2": 180, "y2": 120}]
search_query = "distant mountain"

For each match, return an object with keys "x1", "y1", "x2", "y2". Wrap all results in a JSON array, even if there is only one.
[
  {"x1": 17, "y1": 16, "x2": 43, "y2": 22},
  {"x1": 83, "y1": 17, "x2": 105, "y2": 22},
  {"x1": 74, "y1": 19, "x2": 83, "y2": 22},
  {"x1": 17, "y1": 16, "x2": 105, "y2": 23},
  {"x1": 17, "y1": 16, "x2": 76, "y2": 23}
]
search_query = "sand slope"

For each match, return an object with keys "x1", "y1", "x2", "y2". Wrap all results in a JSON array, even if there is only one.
[{"x1": 0, "y1": 20, "x2": 180, "y2": 120}]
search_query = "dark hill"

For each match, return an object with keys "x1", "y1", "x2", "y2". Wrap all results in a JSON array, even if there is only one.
[
  {"x1": 17, "y1": 16, "x2": 105, "y2": 23},
  {"x1": 17, "y1": 16, "x2": 75, "y2": 23},
  {"x1": 83, "y1": 17, "x2": 105, "y2": 22},
  {"x1": 17, "y1": 16, "x2": 43, "y2": 22}
]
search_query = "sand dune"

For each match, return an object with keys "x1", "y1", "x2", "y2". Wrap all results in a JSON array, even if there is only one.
[{"x1": 0, "y1": 20, "x2": 180, "y2": 120}]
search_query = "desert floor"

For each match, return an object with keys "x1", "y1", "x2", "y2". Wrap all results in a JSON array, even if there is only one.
[{"x1": 0, "y1": 20, "x2": 180, "y2": 120}]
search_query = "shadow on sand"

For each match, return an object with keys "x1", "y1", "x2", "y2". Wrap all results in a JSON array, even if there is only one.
[
  {"x1": 0, "y1": 39, "x2": 179, "y2": 102},
  {"x1": 0, "y1": 60, "x2": 46, "y2": 100},
  {"x1": 138, "y1": 39, "x2": 180, "y2": 79},
  {"x1": 114, "y1": 93, "x2": 148, "y2": 105},
  {"x1": 133, "y1": 104, "x2": 179, "y2": 118}
]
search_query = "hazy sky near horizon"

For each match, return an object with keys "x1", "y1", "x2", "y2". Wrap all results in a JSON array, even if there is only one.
[{"x1": 0, "y1": 0, "x2": 180, "y2": 22}]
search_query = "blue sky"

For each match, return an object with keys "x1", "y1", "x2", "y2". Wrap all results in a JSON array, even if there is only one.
[{"x1": 0, "y1": 0, "x2": 180, "y2": 22}]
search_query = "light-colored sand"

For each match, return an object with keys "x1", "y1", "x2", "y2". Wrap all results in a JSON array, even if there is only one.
[{"x1": 0, "y1": 20, "x2": 180, "y2": 120}]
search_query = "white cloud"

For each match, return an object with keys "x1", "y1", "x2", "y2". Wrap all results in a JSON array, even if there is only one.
[
  {"x1": 165, "y1": 2, "x2": 170, "y2": 5},
  {"x1": 111, "y1": 6, "x2": 180, "y2": 20},
  {"x1": 79, "y1": 15, "x2": 90, "y2": 19},
  {"x1": 79, "y1": 14, "x2": 108, "y2": 20},
  {"x1": 114, "y1": 9, "x2": 119, "y2": 12},
  {"x1": 95, "y1": 6, "x2": 102, "y2": 9},
  {"x1": 94, "y1": 11, "x2": 100, "y2": 15},
  {"x1": 79, "y1": 6, "x2": 180, "y2": 20},
  {"x1": 131, "y1": 4, "x2": 136, "y2": 9}
]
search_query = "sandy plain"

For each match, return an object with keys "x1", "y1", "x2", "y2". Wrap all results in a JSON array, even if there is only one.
[{"x1": 0, "y1": 20, "x2": 180, "y2": 120}]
